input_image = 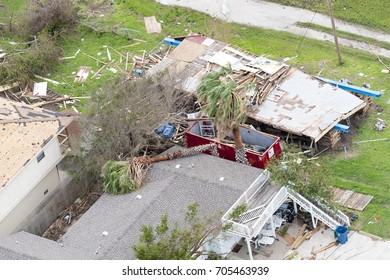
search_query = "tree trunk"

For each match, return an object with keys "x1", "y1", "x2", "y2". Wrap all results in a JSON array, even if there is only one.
[
  {"x1": 232, "y1": 126, "x2": 243, "y2": 149},
  {"x1": 134, "y1": 143, "x2": 216, "y2": 165},
  {"x1": 233, "y1": 125, "x2": 249, "y2": 165}
]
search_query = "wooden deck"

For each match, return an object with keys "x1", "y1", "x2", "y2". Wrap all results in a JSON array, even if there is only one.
[{"x1": 333, "y1": 187, "x2": 373, "y2": 211}]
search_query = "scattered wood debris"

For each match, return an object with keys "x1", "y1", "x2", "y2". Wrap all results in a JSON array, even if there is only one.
[
  {"x1": 74, "y1": 66, "x2": 91, "y2": 83},
  {"x1": 283, "y1": 250, "x2": 298, "y2": 260}
]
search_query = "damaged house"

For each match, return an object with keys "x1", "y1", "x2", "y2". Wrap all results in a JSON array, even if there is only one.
[
  {"x1": 0, "y1": 98, "x2": 78, "y2": 237},
  {"x1": 148, "y1": 35, "x2": 381, "y2": 152}
]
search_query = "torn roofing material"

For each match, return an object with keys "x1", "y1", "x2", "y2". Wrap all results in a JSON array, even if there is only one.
[
  {"x1": 248, "y1": 70, "x2": 366, "y2": 142},
  {"x1": 149, "y1": 35, "x2": 367, "y2": 142},
  {"x1": 0, "y1": 98, "x2": 74, "y2": 188}
]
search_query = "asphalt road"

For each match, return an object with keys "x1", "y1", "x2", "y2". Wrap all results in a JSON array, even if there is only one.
[{"x1": 157, "y1": 0, "x2": 390, "y2": 59}]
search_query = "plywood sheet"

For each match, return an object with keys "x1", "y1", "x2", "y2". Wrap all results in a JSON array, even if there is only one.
[
  {"x1": 144, "y1": 16, "x2": 162, "y2": 34},
  {"x1": 333, "y1": 187, "x2": 373, "y2": 211},
  {"x1": 169, "y1": 39, "x2": 207, "y2": 62}
]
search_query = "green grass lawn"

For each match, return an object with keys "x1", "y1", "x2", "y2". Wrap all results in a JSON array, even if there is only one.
[
  {"x1": 264, "y1": 0, "x2": 390, "y2": 33},
  {"x1": 297, "y1": 21, "x2": 390, "y2": 51},
  {"x1": 2, "y1": 0, "x2": 390, "y2": 238}
]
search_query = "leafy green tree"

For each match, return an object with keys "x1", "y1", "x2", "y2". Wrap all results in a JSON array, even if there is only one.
[
  {"x1": 196, "y1": 66, "x2": 248, "y2": 164},
  {"x1": 132, "y1": 203, "x2": 246, "y2": 260},
  {"x1": 266, "y1": 144, "x2": 334, "y2": 207}
]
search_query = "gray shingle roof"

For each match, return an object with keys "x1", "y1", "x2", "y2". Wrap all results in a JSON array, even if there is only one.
[{"x1": 0, "y1": 152, "x2": 261, "y2": 259}]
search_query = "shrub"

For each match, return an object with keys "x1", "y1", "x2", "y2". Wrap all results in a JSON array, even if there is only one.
[
  {"x1": 0, "y1": 32, "x2": 62, "y2": 84},
  {"x1": 14, "y1": 0, "x2": 77, "y2": 39}
]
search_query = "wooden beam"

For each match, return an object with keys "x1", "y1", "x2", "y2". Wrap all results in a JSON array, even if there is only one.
[
  {"x1": 295, "y1": 224, "x2": 308, "y2": 239},
  {"x1": 305, "y1": 224, "x2": 322, "y2": 240},
  {"x1": 312, "y1": 241, "x2": 339, "y2": 255}
]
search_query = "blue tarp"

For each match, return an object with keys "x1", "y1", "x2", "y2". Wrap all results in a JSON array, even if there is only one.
[{"x1": 155, "y1": 123, "x2": 176, "y2": 139}]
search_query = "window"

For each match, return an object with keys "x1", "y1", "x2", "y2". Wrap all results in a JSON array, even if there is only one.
[{"x1": 37, "y1": 151, "x2": 45, "y2": 162}]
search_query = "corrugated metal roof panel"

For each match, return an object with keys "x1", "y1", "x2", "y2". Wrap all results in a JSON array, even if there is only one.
[{"x1": 249, "y1": 70, "x2": 366, "y2": 141}]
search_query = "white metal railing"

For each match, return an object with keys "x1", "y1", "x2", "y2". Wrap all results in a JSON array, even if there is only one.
[
  {"x1": 337, "y1": 210, "x2": 351, "y2": 227},
  {"x1": 285, "y1": 188, "x2": 349, "y2": 230},
  {"x1": 222, "y1": 171, "x2": 269, "y2": 220},
  {"x1": 237, "y1": 205, "x2": 266, "y2": 224},
  {"x1": 221, "y1": 171, "x2": 270, "y2": 238},
  {"x1": 249, "y1": 187, "x2": 289, "y2": 238}
]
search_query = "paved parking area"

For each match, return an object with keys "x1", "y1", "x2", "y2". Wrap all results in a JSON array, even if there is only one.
[{"x1": 226, "y1": 220, "x2": 390, "y2": 260}]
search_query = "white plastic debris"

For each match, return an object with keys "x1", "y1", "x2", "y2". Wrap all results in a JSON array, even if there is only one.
[
  {"x1": 219, "y1": 177, "x2": 225, "y2": 181},
  {"x1": 375, "y1": 118, "x2": 387, "y2": 131},
  {"x1": 108, "y1": 67, "x2": 118, "y2": 74},
  {"x1": 102, "y1": 231, "x2": 108, "y2": 236},
  {"x1": 175, "y1": 164, "x2": 181, "y2": 169},
  {"x1": 136, "y1": 194, "x2": 142, "y2": 200}
]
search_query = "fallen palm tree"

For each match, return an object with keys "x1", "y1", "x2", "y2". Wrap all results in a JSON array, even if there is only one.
[{"x1": 102, "y1": 143, "x2": 217, "y2": 194}]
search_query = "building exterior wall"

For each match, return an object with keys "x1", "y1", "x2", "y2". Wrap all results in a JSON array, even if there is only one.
[
  {"x1": 16, "y1": 170, "x2": 81, "y2": 237},
  {"x1": 0, "y1": 136, "x2": 65, "y2": 237}
]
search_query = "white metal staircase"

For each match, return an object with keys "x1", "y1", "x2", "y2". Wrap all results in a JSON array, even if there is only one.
[
  {"x1": 223, "y1": 172, "x2": 350, "y2": 239},
  {"x1": 236, "y1": 205, "x2": 266, "y2": 224},
  {"x1": 285, "y1": 188, "x2": 350, "y2": 229}
]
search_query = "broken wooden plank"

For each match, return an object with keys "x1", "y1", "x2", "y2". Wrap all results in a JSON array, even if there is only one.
[
  {"x1": 74, "y1": 67, "x2": 91, "y2": 83},
  {"x1": 0, "y1": 82, "x2": 19, "y2": 92},
  {"x1": 291, "y1": 229, "x2": 312, "y2": 250},
  {"x1": 295, "y1": 224, "x2": 308, "y2": 239},
  {"x1": 132, "y1": 38, "x2": 147, "y2": 43},
  {"x1": 144, "y1": 16, "x2": 162, "y2": 34},
  {"x1": 81, "y1": 52, "x2": 105, "y2": 64},
  {"x1": 33, "y1": 97, "x2": 72, "y2": 107},
  {"x1": 305, "y1": 225, "x2": 322, "y2": 240},
  {"x1": 277, "y1": 231, "x2": 295, "y2": 245},
  {"x1": 283, "y1": 250, "x2": 298, "y2": 260},
  {"x1": 34, "y1": 75, "x2": 61, "y2": 86},
  {"x1": 312, "y1": 241, "x2": 338, "y2": 255},
  {"x1": 92, "y1": 62, "x2": 112, "y2": 79},
  {"x1": 106, "y1": 47, "x2": 112, "y2": 61}
]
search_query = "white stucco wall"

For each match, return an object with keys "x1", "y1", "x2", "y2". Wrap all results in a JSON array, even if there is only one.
[{"x1": 0, "y1": 136, "x2": 65, "y2": 237}]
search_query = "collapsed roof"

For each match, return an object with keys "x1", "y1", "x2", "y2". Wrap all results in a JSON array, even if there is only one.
[
  {"x1": 147, "y1": 35, "x2": 366, "y2": 143},
  {"x1": 0, "y1": 98, "x2": 74, "y2": 187}
]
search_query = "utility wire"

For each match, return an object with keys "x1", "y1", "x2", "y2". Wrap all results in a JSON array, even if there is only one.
[
  {"x1": 338, "y1": 0, "x2": 390, "y2": 70},
  {"x1": 295, "y1": 3, "x2": 321, "y2": 55}
]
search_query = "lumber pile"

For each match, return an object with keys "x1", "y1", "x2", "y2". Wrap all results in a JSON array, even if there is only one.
[
  {"x1": 277, "y1": 231, "x2": 295, "y2": 245},
  {"x1": 251, "y1": 66, "x2": 291, "y2": 105},
  {"x1": 318, "y1": 129, "x2": 341, "y2": 149},
  {"x1": 128, "y1": 51, "x2": 163, "y2": 76},
  {"x1": 228, "y1": 65, "x2": 291, "y2": 106},
  {"x1": 290, "y1": 224, "x2": 322, "y2": 250},
  {"x1": 361, "y1": 95, "x2": 373, "y2": 115}
]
